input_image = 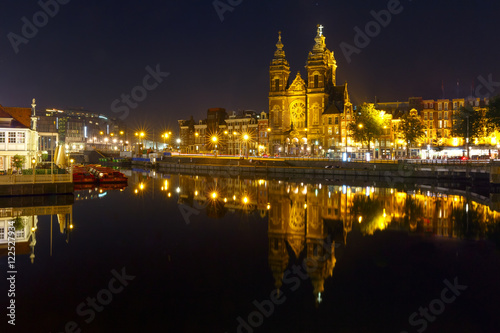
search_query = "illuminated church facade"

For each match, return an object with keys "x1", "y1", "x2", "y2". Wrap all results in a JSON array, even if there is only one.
[{"x1": 269, "y1": 25, "x2": 352, "y2": 156}]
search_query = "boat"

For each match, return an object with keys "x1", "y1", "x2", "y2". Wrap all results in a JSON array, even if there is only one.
[
  {"x1": 87, "y1": 166, "x2": 128, "y2": 183},
  {"x1": 72, "y1": 166, "x2": 97, "y2": 184}
]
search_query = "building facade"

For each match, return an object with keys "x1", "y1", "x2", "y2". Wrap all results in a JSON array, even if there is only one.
[
  {"x1": 0, "y1": 103, "x2": 38, "y2": 172},
  {"x1": 268, "y1": 26, "x2": 352, "y2": 156},
  {"x1": 178, "y1": 109, "x2": 268, "y2": 156}
]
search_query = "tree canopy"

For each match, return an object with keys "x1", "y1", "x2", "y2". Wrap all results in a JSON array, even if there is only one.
[
  {"x1": 451, "y1": 105, "x2": 491, "y2": 142},
  {"x1": 348, "y1": 104, "x2": 384, "y2": 149},
  {"x1": 399, "y1": 110, "x2": 425, "y2": 156}
]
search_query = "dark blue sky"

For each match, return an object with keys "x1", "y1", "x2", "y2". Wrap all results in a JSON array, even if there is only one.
[{"x1": 1, "y1": 0, "x2": 499, "y2": 129}]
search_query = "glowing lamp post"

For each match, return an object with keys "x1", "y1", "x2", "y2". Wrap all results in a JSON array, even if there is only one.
[
  {"x1": 162, "y1": 133, "x2": 170, "y2": 149},
  {"x1": 243, "y1": 134, "x2": 249, "y2": 158}
]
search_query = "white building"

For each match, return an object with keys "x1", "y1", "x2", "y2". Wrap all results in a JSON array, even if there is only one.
[{"x1": 0, "y1": 102, "x2": 39, "y2": 172}]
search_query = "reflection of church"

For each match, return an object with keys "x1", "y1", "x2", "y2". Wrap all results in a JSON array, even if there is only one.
[
  {"x1": 269, "y1": 25, "x2": 352, "y2": 156},
  {"x1": 268, "y1": 183, "x2": 339, "y2": 303},
  {"x1": 168, "y1": 173, "x2": 500, "y2": 302}
]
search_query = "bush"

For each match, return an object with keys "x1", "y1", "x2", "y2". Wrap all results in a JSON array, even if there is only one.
[{"x1": 13, "y1": 216, "x2": 24, "y2": 231}]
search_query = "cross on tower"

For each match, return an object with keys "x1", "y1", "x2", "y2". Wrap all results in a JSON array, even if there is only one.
[{"x1": 318, "y1": 24, "x2": 324, "y2": 36}]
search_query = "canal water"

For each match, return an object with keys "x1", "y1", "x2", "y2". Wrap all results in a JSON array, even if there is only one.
[{"x1": 2, "y1": 170, "x2": 500, "y2": 333}]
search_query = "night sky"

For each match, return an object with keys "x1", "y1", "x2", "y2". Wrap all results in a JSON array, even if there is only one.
[{"x1": 1, "y1": 0, "x2": 499, "y2": 130}]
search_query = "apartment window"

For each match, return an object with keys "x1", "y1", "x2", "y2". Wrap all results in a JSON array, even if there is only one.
[
  {"x1": 335, "y1": 117, "x2": 339, "y2": 125},
  {"x1": 8, "y1": 132, "x2": 16, "y2": 143},
  {"x1": 444, "y1": 120, "x2": 448, "y2": 128},
  {"x1": 424, "y1": 112, "x2": 428, "y2": 120},
  {"x1": 328, "y1": 127, "x2": 332, "y2": 135},
  {"x1": 439, "y1": 120, "x2": 442, "y2": 129},
  {"x1": 328, "y1": 117, "x2": 332, "y2": 125},
  {"x1": 17, "y1": 132, "x2": 25, "y2": 143},
  {"x1": 444, "y1": 111, "x2": 448, "y2": 120},
  {"x1": 335, "y1": 126, "x2": 339, "y2": 135},
  {"x1": 0, "y1": 132, "x2": 4, "y2": 143},
  {"x1": 438, "y1": 103, "x2": 442, "y2": 110},
  {"x1": 430, "y1": 122, "x2": 433, "y2": 129},
  {"x1": 444, "y1": 103, "x2": 448, "y2": 110},
  {"x1": 453, "y1": 102, "x2": 457, "y2": 109},
  {"x1": 429, "y1": 113, "x2": 433, "y2": 120},
  {"x1": 438, "y1": 112, "x2": 442, "y2": 120}
]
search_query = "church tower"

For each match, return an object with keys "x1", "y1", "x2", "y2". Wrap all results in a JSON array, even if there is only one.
[
  {"x1": 268, "y1": 25, "x2": 348, "y2": 156},
  {"x1": 306, "y1": 25, "x2": 337, "y2": 153},
  {"x1": 269, "y1": 32, "x2": 291, "y2": 154}
]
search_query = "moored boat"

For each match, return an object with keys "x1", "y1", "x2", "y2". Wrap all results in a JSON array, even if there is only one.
[
  {"x1": 88, "y1": 166, "x2": 128, "y2": 183},
  {"x1": 72, "y1": 166, "x2": 97, "y2": 184}
]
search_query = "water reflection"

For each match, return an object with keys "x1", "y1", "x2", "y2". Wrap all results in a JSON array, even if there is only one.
[
  {"x1": 74, "y1": 183, "x2": 128, "y2": 201},
  {"x1": 0, "y1": 195, "x2": 74, "y2": 263},
  {"x1": 129, "y1": 172, "x2": 500, "y2": 303}
]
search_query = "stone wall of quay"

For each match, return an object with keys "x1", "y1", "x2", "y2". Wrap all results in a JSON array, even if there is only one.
[
  {"x1": 132, "y1": 157, "x2": 495, "y2": 183},
  {"x1": 0, "y1": 182, "x2": 74, "y2": 197}
]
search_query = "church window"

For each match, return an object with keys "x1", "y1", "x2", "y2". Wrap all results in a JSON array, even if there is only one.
[
  {"x1": 274, "y1": 79, "x2": 279, "y2": 91},
  {"x1": 314, "y1": 75, "x2": 319, "y2": 88}
]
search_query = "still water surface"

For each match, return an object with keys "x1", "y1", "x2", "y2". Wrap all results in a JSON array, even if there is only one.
[{"x1": 3, "y1": 170, "x2": 500, "y2": 333}]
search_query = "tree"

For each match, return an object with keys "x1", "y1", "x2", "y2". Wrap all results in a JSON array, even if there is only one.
[
  {"x1": 348, "y1": 104, "x2": 384, "y2": 151},
  {"x1": 12, "y1": 154, "x2": 25, "y2": 172},
  {"x1": 399, "y1": 109, "x2": 425, "y2": 157},
  {"x1": 451, "y1": 105, "x2": 491, "y2": 158},
  {"x1": 486, "y1": 95, "x2": 500, "y2": 129}
]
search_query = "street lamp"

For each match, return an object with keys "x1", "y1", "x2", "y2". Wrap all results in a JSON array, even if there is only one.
[
  {"x1": 162, "y1": 133, "x2": 170, "y2": 149},
  {"x1": 243, "y1": 134, "x2": 249, "y2": 158},
  {"x1": 211, "y1": 135, "x2": 219, "y2": 152}
]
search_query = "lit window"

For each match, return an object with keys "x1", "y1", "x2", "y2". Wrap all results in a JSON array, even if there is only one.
[{"x1": 17, "y1": 132, "x2": 25, "y2": 143}]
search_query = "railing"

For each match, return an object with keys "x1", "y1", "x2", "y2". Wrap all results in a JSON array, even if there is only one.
[{"x1": 0, "y1": 173, "x2": 71, "y2": 185}]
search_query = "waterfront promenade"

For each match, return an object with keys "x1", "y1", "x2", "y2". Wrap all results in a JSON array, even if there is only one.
[{"x1": 127, "y1": 155, "x2": 499, "y2": 185}]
